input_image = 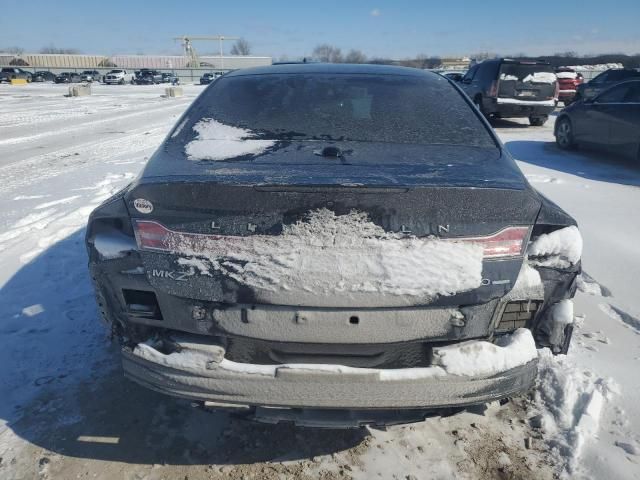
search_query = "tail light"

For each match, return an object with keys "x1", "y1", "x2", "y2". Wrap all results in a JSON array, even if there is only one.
[
  {"x1": 134, "y1": 221, "x2": 529, "y2": 259},
  {"x1": 488, "y1": 80, "x2": 499, "y2": 97},
  {"x1": 133, "y1": 220, "x2": 236, "y2": 252},
  {"x1": 456, "y1": 226, "x2": 529, "y2": 258}
]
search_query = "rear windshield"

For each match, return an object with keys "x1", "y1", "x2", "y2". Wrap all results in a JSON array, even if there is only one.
[
  {"x1": 499, "y1": 63, "x2": 555, "y2": 81},
  {"x1": 175, "y1": 73, "x2": 496, "y2": 148}
]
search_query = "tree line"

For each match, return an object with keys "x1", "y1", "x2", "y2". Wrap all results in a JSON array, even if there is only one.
[{"x1": 3, "y1": 42, "x2": 639, "y2": 69}]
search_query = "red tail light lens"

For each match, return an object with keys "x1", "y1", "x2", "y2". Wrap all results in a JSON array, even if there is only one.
[
  {"x1": 456, "y1": 226, "x2": 529, "y2": 258},
  {"x1": 134, "y1": 220, "x2": 529, "y2": 259},
  {"x1": 488, "y1": 80, "x2": 499, "y2": 97},
  {"x1": 134, "y1": 220, "x2": 229, "y2": 252}
]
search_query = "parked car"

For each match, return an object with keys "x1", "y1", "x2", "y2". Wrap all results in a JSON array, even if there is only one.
[
  {"x1": 32, "y1": 70, "x2": 55, "y2": 82},
  {"x1": 0, "y1": 67, "x2": 32, "y2": 83},
  {"x1": 199, "y1": 72, "x2": 217, "y2": 85},
  {"x1": 443, "y1": 71, "x2": 465, "y2": 82},
  {"x1": 54, "y1": 72, "x2": 82, "y2": 83},
  {"x1": 555, "y1": 79, "x2": 640, "y2": 160},
  {"x1": 87, "y1": 64, "x2": 581, "y2": 427},
  {"x1": 555, "y1": 68, "x2": 583, "y2": 105},
  {"x1": 104, "y1": 69, "x2": 135, "y2": 85},
  {"x1": 458, "y1": 59, "x2": 558, "y2": 126},
  {"x1": 134, "y1": 69, "x2": 163, "y2": 84},
  {"x1": 81, "y1": 70, "x2": 102, "y2": 82},
  {"x1": 576, "y1": 68, "x2": 640, "y2": 101},
  {"x1": 161, "y1": 72, "x2": 179, "y2": 85}
]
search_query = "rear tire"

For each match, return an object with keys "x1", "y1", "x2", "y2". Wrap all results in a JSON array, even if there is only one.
[
  {"x1": 555, "y1": 117, "x2": 575, "y2": 149},
  {"x1": 529, "y1": 115, "x2": 548, "y2": 127}
]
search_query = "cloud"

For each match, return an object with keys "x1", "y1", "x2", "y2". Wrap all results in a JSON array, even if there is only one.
[{"x1": 370, "y1": 8, "x2": 381, "y2": 17}]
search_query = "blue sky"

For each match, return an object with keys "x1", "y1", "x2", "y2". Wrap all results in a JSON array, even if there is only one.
[{"x1": 1, "y1": 0, "x2": 639, "y2": 58}]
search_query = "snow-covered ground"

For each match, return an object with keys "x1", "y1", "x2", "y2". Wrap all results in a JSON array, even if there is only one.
[{"x1": 0, "y1": 83, "x2": 639, "y2": 479}]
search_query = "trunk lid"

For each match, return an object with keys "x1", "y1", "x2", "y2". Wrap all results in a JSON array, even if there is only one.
[{"x1": 126, "y1": 142, "x2": 541, "y2": 308}]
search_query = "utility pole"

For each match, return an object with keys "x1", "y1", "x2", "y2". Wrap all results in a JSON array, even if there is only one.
[{"x1": 173, "y1": 35, "x2": 239, "y2": 70}]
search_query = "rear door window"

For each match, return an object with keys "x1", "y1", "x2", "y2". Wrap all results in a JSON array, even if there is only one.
[
  {"x1": 498, "y1": 63, "x2": 555, "y2": 83},
  {"x1": 623, "y1": 84, "x2": 640, "y2": 103},
  {"x1": 596, "y1": 84, "x2": 631, "y2": 103}
]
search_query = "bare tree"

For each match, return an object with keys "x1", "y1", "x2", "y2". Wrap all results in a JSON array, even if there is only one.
[
  {"x1": 313, "y1": 44, "x2": 343, "y2": 63},
  {"x1": 230, "y1": 38, "x2": 251, "y2": 56},
  {"x1": 1, "y1": 46, "x2": 24, "y2": 54},
  {"x1": 39, "y1": 45, "x2": 81, "y2": 54},
  {"x1": 344, "y1": 49, "x2": 367, "y2": 64}
]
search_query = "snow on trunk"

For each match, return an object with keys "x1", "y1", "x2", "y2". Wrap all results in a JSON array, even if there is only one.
[{"x1": 170, "y1": 209, "x2": 485, "y2": 299}]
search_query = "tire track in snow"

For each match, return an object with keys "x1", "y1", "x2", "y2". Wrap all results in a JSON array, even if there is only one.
[
  {"x1": 0, "y1": 124, "x2": 168, "y2": 195},
  {"x1": 0, "y1": 100, "x2": 189, "y2": 149}
]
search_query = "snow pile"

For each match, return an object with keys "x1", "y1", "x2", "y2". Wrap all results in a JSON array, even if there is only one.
[
  {"x1": 528, "y1": 226, "x2": 583, "y2": 268},
  {"x1": 168, "y1": 209, "x2": 485, "y2": 299},
  {"x1": 500, "y1": 74, "x2": 519, "y2": 81},
  {"x1": 93, "y1": 231, "x2": 136, "y2": 259},
  {"x1": 533, "y1": 349, "x2": 617, "y2": 474},
  {"x1": 556, "y1": 71, "x2": 578, "y2": 79},
  {"x1": 506, "y1": 263, "x2": 544, "y2": 300},
  {"x1": 547, "y1": 300, "x2": 574, "y2": 347},
  {"x1": 561, "y1": 63, "x2": 622, "y2": 71},
  {"x1": 432, "y1": 328, "x2": 538, "y2": 376},
  {"x1": 184, "y1": 118, "x2": 275, "y2": 161},
  {"x1": 134, "y1": 341, "x2": 212, "y2": 371},
  {"x1": 523, "y1": 72, "x2": 557, "y2": 84}
]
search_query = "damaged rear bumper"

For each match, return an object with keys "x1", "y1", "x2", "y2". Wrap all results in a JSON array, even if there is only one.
[{"x1": 121, "y1": 331, "x2": 538, "y2": 412}]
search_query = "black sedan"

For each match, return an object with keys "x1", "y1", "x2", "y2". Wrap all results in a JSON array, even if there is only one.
[
  {"x1": 576, "y1": 68, "x2": 640, "y2": 101},
  {"x1": 555, "y1": 79, "x2": 640, "y2": 160},
  {"x1": 86, "y1": 64, "x2": 581, "y2": 427},
  {"x1": 33, "y1": 71, "x2": 55, "y2": 82},
  {"x1": 54, "y1": 72, "x2": 82, "y2": 83}
]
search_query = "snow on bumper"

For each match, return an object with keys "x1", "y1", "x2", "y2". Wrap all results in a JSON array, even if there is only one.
[{"x1": 122, "y1": 329, "x2": 538, "y2": 409}]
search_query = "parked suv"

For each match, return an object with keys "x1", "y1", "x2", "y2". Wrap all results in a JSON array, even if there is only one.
[
  {"x1": 458, "y1": 59, "x2": 558, "y2": 126},
  {"x1": 576, "y1": 68, "x2": 640, "y2": 101},
  {"x1": 81, "y1": 70, "x2": 102, "y2": 82},
  {"x1": 161, "y1": 72, "x2": 180, "y2": 85},
  {"x1": 104, "y1": 69, "x2": 135, "y2": 85},
  {"x1": 199, "y1": 72, "x2": 217, "y2": 85},
  {"x1": 0, "y1": 67, "x2": 32, "y2": 83},
  {"x1": 134, "y1": 69, "x2": 163, "y2": 84},
  {"x1": 54, "y1": 72, "x2": 82, "y2": 83}
]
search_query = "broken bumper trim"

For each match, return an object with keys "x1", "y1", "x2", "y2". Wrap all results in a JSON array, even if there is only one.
[{"x1": 121, "y1": 343, "x2": 538, "y2": 410}]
